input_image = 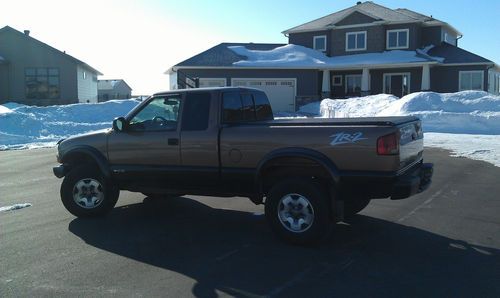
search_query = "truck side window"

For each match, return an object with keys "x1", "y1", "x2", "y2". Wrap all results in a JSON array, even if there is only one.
[
  {"x1": 241, "y1": 93, "x2": 256, "y2": 121},
  {"x1": 128, "y1": 96, "x2": 180, "y2": 131},
  {"x1": 253, "y1": 91, "x2": 273, "y2": 120},
  {"x1": 222, "y1": 92, "x2": 243, "y2": 123},
  {"x1": 182, "y1": 92, "x2": 211, "y2": 131}
]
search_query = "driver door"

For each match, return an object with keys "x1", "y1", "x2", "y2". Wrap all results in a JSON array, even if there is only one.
[{"x1": 107, "y1": 94, "x2": 182, "y2": 187}]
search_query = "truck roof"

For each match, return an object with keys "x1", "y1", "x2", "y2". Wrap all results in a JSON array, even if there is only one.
[{"x1": 154, "y1": 87, "x2": 263, "y2": 96}]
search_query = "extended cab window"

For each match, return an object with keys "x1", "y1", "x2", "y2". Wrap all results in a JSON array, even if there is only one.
[
  {"x1": 253, "y1": 91, "x2": 273, "y2": 120},
  {"x1": 129, "y1": 96, "x2": 181, "y2": 131},
  {"x1": 241, "y1": 93, "x2": 256, "y2": 121},
  {"x1": 222, "y1": 92, "x2": 244, "y2": 123},
  {"x1": 182, "y1": 92, "x2": 211, "y2": 131}
]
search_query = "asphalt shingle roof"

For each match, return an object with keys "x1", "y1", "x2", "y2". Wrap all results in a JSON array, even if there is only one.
[
  {"x1": 428, "y1": 43, "x2": 493, "y2": 64},
  {"x1": 282, "y1": 1, "x2": 444, "y2": 34}
]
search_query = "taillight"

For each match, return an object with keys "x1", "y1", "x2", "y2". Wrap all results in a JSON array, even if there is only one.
[{"x1": 377, "y1": 133, "x2": 399, "y2": 155}]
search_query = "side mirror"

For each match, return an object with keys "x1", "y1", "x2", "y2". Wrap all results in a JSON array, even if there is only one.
[{"x1": 113, "y1": 117, "x2": 127, "y2": 132}]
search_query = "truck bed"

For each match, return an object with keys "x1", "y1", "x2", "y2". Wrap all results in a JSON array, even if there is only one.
[{"x1": 256, "y1": 116, "x2": 420, "y2": 127}]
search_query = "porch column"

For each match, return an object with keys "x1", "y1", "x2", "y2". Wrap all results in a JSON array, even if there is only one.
[
  {"x1": 421, "y1": 64, "x2": 430, "y2": 91},
  {"x1": 361, "y1": 68, "x2": 370, "y2": 96},
  {"x1": 321, "y1": 70, "x2": 331, "y2": 99}
]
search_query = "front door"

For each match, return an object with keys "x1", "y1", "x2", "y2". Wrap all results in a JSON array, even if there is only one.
[
  {"x1": 384, "y1": 73, "x2": 410, "y2": 97},
  {"x1": 107, "y1": 94, "x2": 182, "y2": 189}
]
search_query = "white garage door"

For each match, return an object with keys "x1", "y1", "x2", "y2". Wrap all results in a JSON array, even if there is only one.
[
  {"x1": 232, "y1": 78, "x2": 296, "y2": 112},
  {"x1": 199, "y1": 78, "x2": 226, "y2": 88}
]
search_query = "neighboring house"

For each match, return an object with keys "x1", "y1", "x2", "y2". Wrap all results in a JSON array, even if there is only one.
[
  {"x1": 169, "y1": 1, "x2": 500, "y2": 112},
  {"x1": 0, "y1": 26, "x2": 102, "y2": 106},
  {"x1": 97, "y1": 79, "x2": 132, "y2": 101}
]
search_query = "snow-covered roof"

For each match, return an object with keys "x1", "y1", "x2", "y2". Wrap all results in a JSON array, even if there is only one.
[{"x1": 228, "y1": 44, "x2": 443, "y2": 69}]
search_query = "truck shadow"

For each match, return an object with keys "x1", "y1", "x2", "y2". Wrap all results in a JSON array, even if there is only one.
[{"x1": 68, "y1": 196, "x2": 500, "y2": 297}]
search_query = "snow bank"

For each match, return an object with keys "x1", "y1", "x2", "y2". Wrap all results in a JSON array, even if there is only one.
[
  {"x1": 228, "y1": 44, "x2": 443, "y2": 68},
  {"x1": 0, "y1": 203, "x2": 32, "y2": 212},
  {"x1": 0, "y1": 100, "x2": 140, "y2": 150},
  {"x1": 315, "y1": 91, "x2": 500, "y2": 134}
]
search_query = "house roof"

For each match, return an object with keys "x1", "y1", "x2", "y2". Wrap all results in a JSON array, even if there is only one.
[
  {"x1": 98, "y1": 79, "x2": 132, "y2": 91},
  {"x1": 174, "y1": 43, "x2": 286, "y2": 68},
  {"x1": 428, "y1": 43, "x2": 494, "y2": 64},
  {"x1": 173, "y1": 43, "x2": 442, "y2": 71},
  {"x1": 282, "y1": 1, "x2": 461, "y2": 35},
  {"x1": 0, "y1": 26, "x2": 103, "y2": 75}
]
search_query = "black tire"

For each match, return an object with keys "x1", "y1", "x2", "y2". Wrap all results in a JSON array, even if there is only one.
[
  {"x1": 344, "y1": 198, "x2": 371, "y2": 219},
  {"x1": 61, "y1": 164, "x2": 119, "y2": 218},
  {"x1": 265, "y1": 178, "x2": 332, "y2": 245}
]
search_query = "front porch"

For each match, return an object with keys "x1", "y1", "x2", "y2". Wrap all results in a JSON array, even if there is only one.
[{"x1": 320, "y1": 64, "x2": 432, "y2": 98}]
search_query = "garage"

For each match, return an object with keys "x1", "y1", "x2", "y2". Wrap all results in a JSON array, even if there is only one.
[{"x1": 231, "y1": 78, "x2": 296, "y2": 112}]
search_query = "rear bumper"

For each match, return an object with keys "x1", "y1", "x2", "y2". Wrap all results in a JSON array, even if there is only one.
[{"x1": 391, "y1": 162, "x2": 433, "y2": 200}]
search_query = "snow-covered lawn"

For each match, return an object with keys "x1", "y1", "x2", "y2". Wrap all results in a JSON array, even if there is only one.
[{"x1": 0, "y1": 91, "x2": 499, "y2": 166}]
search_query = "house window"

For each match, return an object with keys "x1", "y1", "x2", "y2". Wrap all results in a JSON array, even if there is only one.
[
  {"x1": 387, "y1": 29, "x2": 409, "y2": 49},
  {"x1": 346, "y1": 31, "x2": 366, "y2": 51},
  {"x1": 313, "y1": 35, "x2": 327, "y2": 52},
  {"x1": 83, "y1": 71, "x2": 87, "y2": 80},
  {"x1": 25, "y1": 68, "x2": 60, "y2": 99},
  {"x1": 345, "y1": 75, "x2": 362, "y2": 95},
  {"x1": 332, "y1": 75, "x2": 342, "y2": 86},
  {"x1": 459, "y1": 71, "x2": 484, "y2": 91}
]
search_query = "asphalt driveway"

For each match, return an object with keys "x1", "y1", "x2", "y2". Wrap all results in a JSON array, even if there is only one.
[{"x1": 1, "y1": 148, "x2": 499, "y2": 297}]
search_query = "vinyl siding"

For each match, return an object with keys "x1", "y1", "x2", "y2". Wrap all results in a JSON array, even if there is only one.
[
  {"x1": 430, "y1": 65, "x2": 488, "y2": 93},
  {"x1": 0, "y1": 29, "x2": 78, "y2": 105},
  {"x1": 289, "y1": 30, "x2": 331, "y2": 55},
  {"x1": 77, "y1": 65, "x2": 98, "y2": 103},
  {"x1": 334, "y1": 11, "x2": 378, "y2": 26},
  {"x1": 421, "y1": 26, "x2": 441, "y2": 47}
]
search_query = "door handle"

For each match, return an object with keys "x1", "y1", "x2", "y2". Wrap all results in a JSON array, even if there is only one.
[{"x1": 168, "y1": 138, "x2": 179, "y2": 146}]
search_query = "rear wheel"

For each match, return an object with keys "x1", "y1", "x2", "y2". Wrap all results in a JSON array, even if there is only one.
[
  {"x1": 61, "y1": 165, "x2": 119, "y2": 217},
  {"x1": 265, "y1": 178, "x2": 331, "y2": 245},
  {"x1": 344, "y1": 198, "x2": 371, "y2": 219}
]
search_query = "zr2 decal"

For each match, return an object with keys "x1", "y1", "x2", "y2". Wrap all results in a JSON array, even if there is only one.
[{"x1": 330, "y1": 132, "x2": 367, "y2": 146}]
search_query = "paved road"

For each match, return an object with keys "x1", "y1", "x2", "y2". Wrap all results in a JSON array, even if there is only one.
[{"x1": 1, "y1": 148, "x2": 499, "y2": 297}]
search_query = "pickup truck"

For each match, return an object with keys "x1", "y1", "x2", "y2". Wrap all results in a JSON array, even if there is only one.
[{"x1": 53, "y1": 87, "x2": 433, "y2": 244}]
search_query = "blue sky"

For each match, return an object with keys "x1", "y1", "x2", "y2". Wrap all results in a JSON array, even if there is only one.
[{"x1": 1, "y1": 0, "x2": 499, "y2": 94}]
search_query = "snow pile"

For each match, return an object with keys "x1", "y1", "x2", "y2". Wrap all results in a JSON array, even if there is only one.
[
  {"x1": 0, "y1": 105, "x2": 14, "y2": 115},
  {"x1": 228, "y1": 44, "x2": 443, "y2": 68},
  {"x1": 316, "y1": 91, "x2": 500, "y2": 134},
  {"x1": 0, "y1": 100, "x2": 140, "y2": 150},
  {"x1": 0, "y1": 203, "x2": 32, "y2": 212}
]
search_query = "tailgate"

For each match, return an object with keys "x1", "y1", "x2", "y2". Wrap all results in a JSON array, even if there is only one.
[{"x1": 398, "y1": 119, "x2": 424, "y2": 170}]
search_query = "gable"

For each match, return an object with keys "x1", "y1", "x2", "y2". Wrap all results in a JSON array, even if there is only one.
[{"x1": 334, "y1": 11, "x2": 379, "y2": 26}]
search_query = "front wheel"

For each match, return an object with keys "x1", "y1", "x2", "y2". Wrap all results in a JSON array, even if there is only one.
[
  {"x1": 60, "y1": 165, "x2": 119, "y2": 217},
  {"x1": 265, "y1": 179, "x2": 332, "y2": 245}
]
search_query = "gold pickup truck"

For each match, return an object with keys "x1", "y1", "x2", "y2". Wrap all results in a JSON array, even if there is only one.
[{"x1": 53, "y1": 87, "x2": 433, "y2": 244}]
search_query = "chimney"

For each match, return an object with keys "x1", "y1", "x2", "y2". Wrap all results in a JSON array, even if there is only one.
[
  {"x1": 356, "y1": 1, "x2": 362, "y2": 4},
  {"x1": 24, "y1": 30, "x2": 30, "y2": 36}
]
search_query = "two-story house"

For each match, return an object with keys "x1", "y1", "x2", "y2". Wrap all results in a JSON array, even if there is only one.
[
  {"x1": 0, "y1": 26, "x2": 102, "y2": 106},
  {"x1": 169, "y1": 1, "x2": 500, "y2": 112}
]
